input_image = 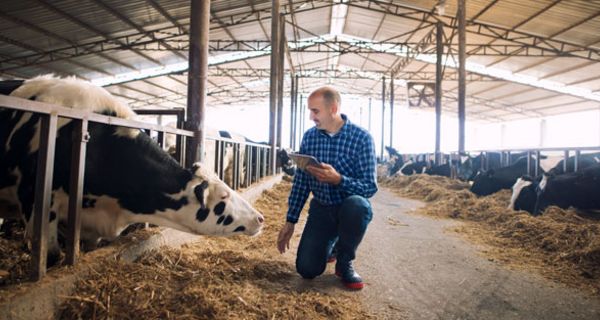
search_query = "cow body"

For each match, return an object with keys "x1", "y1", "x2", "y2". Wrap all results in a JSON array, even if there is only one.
[
  {"x1": 397, "y1": 159, "x2": 430, "y2": 176},
  {"x1": 510, "y1": 164, "x2": 600, "y2": 215},
  {"x1": 470, "y1": 157, "x2": 529, "y2": 196},
  {"x1": 458, "y1": 152, "x2": 530, "y2": 181},
  {"x1": 547, "y1": 152, "x2": 600, "y2": 175},
  {"x1": 0, "y1": 76, "x2": 264, "y2": 262},
  {"x1": 424, "y1": 163, "x2": 451, "y2": 177}
]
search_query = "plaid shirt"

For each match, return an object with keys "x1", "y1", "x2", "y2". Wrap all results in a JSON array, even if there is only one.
[{"x1": 286, "y1": 114, "x2": 378, "y2": 223}]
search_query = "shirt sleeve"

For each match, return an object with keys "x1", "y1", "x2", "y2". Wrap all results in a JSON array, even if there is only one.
[
  {"x1": 286, "y1": 137, "x2": 311, "y2": 223},
  {"x1": 337, "y1": 133, "x2": 378, "y2": 198}
]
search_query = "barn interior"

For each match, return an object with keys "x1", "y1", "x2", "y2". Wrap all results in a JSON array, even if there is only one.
[{"x1": 1, "y1": 1, "x2": 600, "y2": 319}]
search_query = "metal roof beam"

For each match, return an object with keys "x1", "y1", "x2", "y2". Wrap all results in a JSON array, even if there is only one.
[{"x1": 346, "y1": 0, "x2": 600, "y2": 62}]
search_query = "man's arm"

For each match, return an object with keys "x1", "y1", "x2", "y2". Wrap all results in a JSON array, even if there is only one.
[{"x1": 337, "y1": 135, "x2": 378, "y2": 198}]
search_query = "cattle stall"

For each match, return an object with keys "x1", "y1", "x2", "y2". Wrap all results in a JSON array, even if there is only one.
[
  {"x1": 0, "y1": 95, "x2": 193, "y2": 280},
  {"x1": 0, "y1": 93, "x2": 273, "y2": 282}
]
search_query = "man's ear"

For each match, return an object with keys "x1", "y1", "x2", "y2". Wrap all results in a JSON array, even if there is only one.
[{"x1": 330, "y1": 102, "x2": 339, "y2": 115}]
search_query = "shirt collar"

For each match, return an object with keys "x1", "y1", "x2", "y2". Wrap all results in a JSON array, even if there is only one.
[{"x1": 319, "y1": 114, "x2": 349, "y2": 137}]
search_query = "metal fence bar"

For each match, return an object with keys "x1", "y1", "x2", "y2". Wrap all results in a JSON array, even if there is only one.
[
  {"x1": 31, "y1": 113, "x2": 58, "y2": 281},
  {"x1": 66, "y1": 119, "x2": 88, "y2": 266}
]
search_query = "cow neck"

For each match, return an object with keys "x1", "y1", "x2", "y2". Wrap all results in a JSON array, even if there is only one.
[{"x1": 75, "y1": 123, "x2": 193, "y2": 213}]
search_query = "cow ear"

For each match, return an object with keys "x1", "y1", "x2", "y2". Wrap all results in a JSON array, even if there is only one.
[
  {"x1": 190, "y1": 162, "x2": 202, "y2": 174},
  {"x1": 194, "y1": 181, "x2": 209, "y2": 207}
]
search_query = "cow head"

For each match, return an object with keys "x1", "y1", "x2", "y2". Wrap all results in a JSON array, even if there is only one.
[
  {"x1": 509, "y1": 176, "x2": 538, "y2": 214},
  {"x1": 532, "y1": 174, "x2": 551, "y2": 215},
  {"x1": 469, "y1": 169, "x2": 498, "y2": 196},
  {"x1": 167, "y1": 163, "x2": 264, "y2": 237},
  {"x1": 457, "y1": 155, "x2": 477, "y2": 181},
  {"x1": 276, "y1": 149, "x2": 296, "y2": 176}
]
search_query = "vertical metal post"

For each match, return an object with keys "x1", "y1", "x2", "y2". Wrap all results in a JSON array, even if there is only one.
[
  {"x1": 539, "y1": 119, "x2": 546, "y2": 147},
  {"x1": 233, "y1": 143, "x2": 240, "y2": 190},
  {"x1": 381, "y1": 76, "x2": 386, "y2": 159},
  {"x1": 269, "y1": 0, "x2": 281, "y2": 175},
  {"x1": 457, "y1": 0, "x2": 466, "y2": 153},
  {"x1": 435, "y1": 21, "x2": 443, "y2": 166},
  {"x1": 276, "y1": 14, "x2": 285, "y2": 154},
  {"x1": 390, "y1": 77, "x2": 394, "y2": 149},
  {"x1": 185, "y1": 0, "x2": 210, "y2": 167},
  {"x1": 368, "y1": 97, "x2": 372, "y2": 132},
  {"x1": 299, "y1": 94, "x2": 304, "y2": 136},
  {"x1": 175, "y1": 109, "x2": 185, "y2": 164},
  {"x1": 574, "y1": 150, "x2": 581, "y2": 172},
  {"x1": 31, "y1": 113, "x2": 58, "y2": 280},
  {"x1": 66, "y1": 119, "x2": 88, "y2": 266},
  {"x1": 295, "y1": 74, "x2": 300, "y2": 148},
  {"x1": 563, "y1": 150, "x2": 569, "y2": 172},
  {"x1": 535, "y1": 150, "x2": 541, "y2": 177},
  {"x1": 526, "y1": 150, "x2": 532, "y2": 176},
  {"x1": 290, "y1": 73, "x2": 295, "y2": 149}
]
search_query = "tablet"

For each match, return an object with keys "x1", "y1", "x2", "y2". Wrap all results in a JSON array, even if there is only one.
[{"x1": 288, "y1": 153, "x2": 321, "y2": 170}]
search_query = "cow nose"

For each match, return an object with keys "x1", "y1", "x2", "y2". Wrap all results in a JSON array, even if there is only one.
[{"x1": 257, "y1": 214, "x2": 264, "y2": 224}]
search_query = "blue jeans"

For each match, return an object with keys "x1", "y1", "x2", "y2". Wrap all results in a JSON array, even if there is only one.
[{"x1": 296, "y1": 195, "x2": 373, "y2": 279}]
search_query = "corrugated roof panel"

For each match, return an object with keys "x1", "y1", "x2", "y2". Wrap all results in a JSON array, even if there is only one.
[
  {"x1": 533, "y1": 101, "x2": 598, "y2": 115},
  {"x1": 520, "y1": 95, "x2": 583, "y2": 110},
  {"x1": 517, "y1": 58, "x2": 591, "y2": 80},
  {"x1": 545, "y1": 62, "x2": 600, "y2": 85},
  {"x1": 476, "y1": 0, "x2": 552, "y2": 30},
  {"x1": 373, "y1": 14, "x2": 433, "y2": 43},
  {"x1": 501, "y1": 88, "x2": 558, "y2": 105},
  {"x1": 344, "y1": 6, "x2": 385, "y2": 40},
  {"x1": 291, "y1": 7, "x2": 331, "y2": 39},
  {"x1": 226, "y1": 21, "x2": 269, "y2": 40}
]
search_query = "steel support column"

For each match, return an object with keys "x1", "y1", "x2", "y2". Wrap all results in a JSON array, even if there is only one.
[
  {"x1": 276, "y1": 14, "x2": 285, "y2": 152},
  {"x1": 458, "y1": 0, "x2": 466, "y2": 153},
  {"x1": 381, "y1": 76, "x2": 386, "y2": 159},
  {"x1": 435, "y1": 21, "x2": 443, "y2": 165},
  {"x1": 269, "y1": 0, "x2": 281, "y2": 175},
  {"x1": 368, "y1": 97, "x2": 372, "y2": 132},
  {"x1": 290, "y1": 72, "x2": 295, "y2": 149},
  {"x1": 390, "y1": 77, "x2": 394, "y2": 149},
  {"x1": 185, "y1": 0, "x2": 210, "y2": 167}
]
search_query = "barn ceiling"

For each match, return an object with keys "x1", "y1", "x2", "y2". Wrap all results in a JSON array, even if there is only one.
[{"x1": 0, "y1": 0, "x2": 599, "y2": 122}]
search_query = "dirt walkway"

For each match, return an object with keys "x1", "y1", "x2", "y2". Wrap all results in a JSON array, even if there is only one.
[{"x1": 283, "y1": 188, "x2": 600, "y2": 319}]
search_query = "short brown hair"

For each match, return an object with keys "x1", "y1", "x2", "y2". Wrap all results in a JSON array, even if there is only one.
[{"x1": 308, "y1": 86, "x2": 341, "y2": 108}]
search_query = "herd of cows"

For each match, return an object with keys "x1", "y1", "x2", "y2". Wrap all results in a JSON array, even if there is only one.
[{"x1": 381, "y1": 146, "x2": 600, "y2": 216}]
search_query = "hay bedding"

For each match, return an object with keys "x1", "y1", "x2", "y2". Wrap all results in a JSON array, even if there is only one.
[
  {"x1": 58, "y1": 181, "x2": 374, "y2": 319},
  {"x1": 380, "y1": 174, "x2": 600, "y2": 295}
]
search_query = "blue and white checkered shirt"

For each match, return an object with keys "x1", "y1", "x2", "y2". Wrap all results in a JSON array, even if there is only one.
[{"x1": 286, "y1": 114, "x2": 378, "y2": 223}]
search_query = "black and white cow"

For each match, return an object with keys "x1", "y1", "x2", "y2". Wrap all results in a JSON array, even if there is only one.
[
  {"x1": 424, "y1": 163, "x2": 451, "y2": 177},
  {"x1": 470, "y1": 156, "x2": 529, "y2": 196},
  {"x1": 546, "y1": 152, "x2": 600, "y2": 175},
  {"x1": 458, "y1": 152, "x2": 531, "y2": 181},
  {"x1": 397, "y1": 159, "x2": 431, "y2": 176},
  {"x1": 276, "y1": 148, "x2": 296, "y2": 176},
  {"x1": 381, "y1": 146, "x2": 404, "y2": 176},
  {"x1": 0, "y1": 75, "x2": 264, "y2": 263},
  {"x1": 510, "y1": 164, "x2": 600, "y2": 215}
]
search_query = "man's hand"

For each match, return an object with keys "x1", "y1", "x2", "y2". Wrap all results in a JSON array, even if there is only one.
[
  {"x1": 306, "y1": 163, "x2": 342, "y2": 185},
  {"x1": 277, "y1": 222, "x2": 295, "y2": 254}
]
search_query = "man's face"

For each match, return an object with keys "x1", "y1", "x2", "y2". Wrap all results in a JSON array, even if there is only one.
[{"x1": 308, "y1": 96, "x2": 336, "y2": 130}]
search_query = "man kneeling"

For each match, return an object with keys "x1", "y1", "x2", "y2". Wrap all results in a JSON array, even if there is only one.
[{"x1": 276, "y1": 86, "x2": 378, "y2": 290}]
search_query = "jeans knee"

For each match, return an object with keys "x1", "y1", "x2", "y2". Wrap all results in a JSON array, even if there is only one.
[
  {"x1": 296, "y1": 261, "x2": 324, "y2": 279},
  {"x1": 342, "y1": 196, "x2": 372, "y2": 220}
]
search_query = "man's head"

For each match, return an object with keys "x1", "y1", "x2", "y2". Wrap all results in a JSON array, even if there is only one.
[{"x1": 307, "y1": 86, "x2": 343, "y2": 132}]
